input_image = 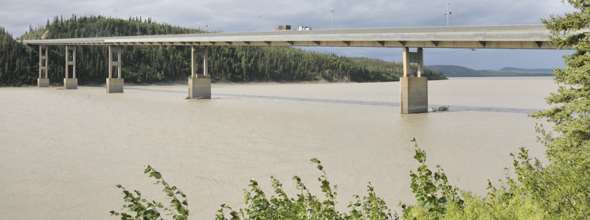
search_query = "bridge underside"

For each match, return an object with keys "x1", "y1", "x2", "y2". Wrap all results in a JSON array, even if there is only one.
[{"x1": 28, "y1": 40, "x2": 554, "y2": 50}]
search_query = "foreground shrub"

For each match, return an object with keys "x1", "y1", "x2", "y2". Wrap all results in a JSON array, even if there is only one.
[
  {"x1": 214, "y1": 158, "x2": 393, "y2": 220},
  {"x1": 401, "y1": 139, "x2": 463, "y2": 219},
  {"x1": 110, "y1": 141, "x2": 466, "y2": 220},
  {"x1": 111, "y1": 140, "x2": 589, "y2": 220},
  {"x1": 110, "y1": 165, "x2": 189, "y2": 220}
]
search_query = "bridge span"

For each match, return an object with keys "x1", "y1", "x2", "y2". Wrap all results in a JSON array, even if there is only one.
[{"x1": 22, "y1": 24, "x2": 563, "y2": 114}]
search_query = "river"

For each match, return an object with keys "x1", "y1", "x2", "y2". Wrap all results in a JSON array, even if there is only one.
[{"x1": 0, "y1": 77, "x2": 555, "y2": 219}]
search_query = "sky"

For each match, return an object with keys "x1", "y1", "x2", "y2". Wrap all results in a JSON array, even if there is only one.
[{"x1": 0, "y1": 0, "x2": 576, "y2": 69}]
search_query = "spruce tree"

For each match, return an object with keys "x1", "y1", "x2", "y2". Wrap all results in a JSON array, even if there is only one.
[{"x1": 530, "y1": 1, "x2": 590, "y2": 217}]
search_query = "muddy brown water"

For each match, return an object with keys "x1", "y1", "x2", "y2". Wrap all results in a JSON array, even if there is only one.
[{"x1": 0, "y1": 77, "x2": 554, "y2": 219}]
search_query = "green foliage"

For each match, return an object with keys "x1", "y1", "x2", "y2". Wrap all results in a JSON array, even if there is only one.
[
  {"x1": 439, "y1": 190, "x2": 547, "y2": 220},
  {"x1": 0, "y1": 15, "x2": 445, "y2": 86},
  {"x1": 112, "y1": 160, "x2": 394, "y2": 220},
  {"x1": 0, "y1": 27, "x2": 36, "y2": 86},
  {"x1": 407, "y1": 148, "x2": 549, "y2": 220},
  {"x1": 214, "y1": 158, "x2": 393, "y2": 220},
  {"x1": 110, "y1": 165, "x2": 189, "y2": 220},
  {"x1": 347, "y1": 183, "x2": 393, "y2": 220},
  {"x1": 402, "y1": 139, "x2": 463, "y2": 219},
  {"x1": 528, "y1": 1, "x2": 590, "y2": 218}
]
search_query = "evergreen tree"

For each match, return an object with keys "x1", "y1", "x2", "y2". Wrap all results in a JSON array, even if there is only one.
[
  {"x1": 0, "y1": 28, "x2": 35, "y2": 86},
  {"x1": 526, "y1": 1, "x2": 590, "y2": 218}
]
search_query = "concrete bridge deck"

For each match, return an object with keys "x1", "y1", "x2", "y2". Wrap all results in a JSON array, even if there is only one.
[{"x1": 22, "y1": 24, "x2": 557, "y2": 49}]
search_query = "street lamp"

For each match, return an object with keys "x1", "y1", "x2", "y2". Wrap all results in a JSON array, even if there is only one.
[{"x1": 445, "y1": 2, "x2": 452, "y2": 26}]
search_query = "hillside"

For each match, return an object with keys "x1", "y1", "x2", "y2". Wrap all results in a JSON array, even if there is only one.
[
  {"x1": 1, "y1": 15, "x2": 445, "y2": 86},
  {"x1": 499, "y1": 67, "x2": 553, "y2": 75},
  {"x1": 429, "y1": 65, "x2": 554, "y2": 77},
  {"x1": 0, "y1": 28, "x2": 36, "y2": 86}
]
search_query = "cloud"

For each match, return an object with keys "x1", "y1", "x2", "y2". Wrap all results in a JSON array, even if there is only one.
[
  {"x1": 0, "y1": 0, "x2": 576, "y2": 68},
  {"x1": 1, "y1": 0, "x2": 573, "y2": 33}
]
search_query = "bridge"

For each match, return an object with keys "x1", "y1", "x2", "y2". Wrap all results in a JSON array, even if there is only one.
[{"x1": 22, "y1": 24, "x2": 561, "y2": 114}]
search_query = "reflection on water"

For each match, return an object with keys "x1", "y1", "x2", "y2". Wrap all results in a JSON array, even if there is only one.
[{"x1": 128, "y1": 86, "x2": 541, "y2": 114}]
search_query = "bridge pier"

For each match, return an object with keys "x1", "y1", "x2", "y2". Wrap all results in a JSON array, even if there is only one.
[
  {"x1": 400, "y1": 47, "x2": 428, "y2": 114},
  {"x1": 63, "y1": 46, "x2": 78, "y2": 89},
  {"x1": 106, "y1": 46, "x2": 124, "y2": 93},
  {"x1": 37, "y1": 45, "x2": 50, "y2": 87},
  {"x1": 188, "y1": 46, "x2": 211, "y2": 99}
]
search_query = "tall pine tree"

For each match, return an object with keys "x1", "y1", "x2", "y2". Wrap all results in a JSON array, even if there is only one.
[{"x1": 528, "y1": 1, "x2": 590, "y2": 218}]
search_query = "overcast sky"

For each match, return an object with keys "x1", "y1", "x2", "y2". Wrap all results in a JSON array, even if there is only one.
[{"x1": 0, "y1": 0, "x2": 575, "y2": 69}]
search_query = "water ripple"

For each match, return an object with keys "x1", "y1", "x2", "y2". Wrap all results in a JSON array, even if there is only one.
[{"x1": 126, "y1": 87, "x2": 540, "y2": 114}]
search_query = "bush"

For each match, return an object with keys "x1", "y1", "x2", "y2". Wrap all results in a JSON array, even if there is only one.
[
  {"x1": 401, "y1": 139, "x2": 463, "y2": 219},
  {"x1": 214, "y1": 158, "x2": 393, "y2": 220},
  {"x1": 110, "y1": 165, "x2": 189, "y2": 220}
]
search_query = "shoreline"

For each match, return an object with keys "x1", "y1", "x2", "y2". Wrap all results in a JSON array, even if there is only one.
[{"x1": 0, "y1": 75, "x2": 558, "y2": 88}]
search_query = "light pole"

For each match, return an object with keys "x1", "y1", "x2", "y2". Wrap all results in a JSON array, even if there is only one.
[
  {"x1": 330, "y1": 8, "x2": 336, "y2": 56},
  {"x1": 445, "y1": 2, "x2": 452, "y2": 26}
]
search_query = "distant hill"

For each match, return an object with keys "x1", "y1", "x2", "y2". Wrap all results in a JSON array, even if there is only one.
[
  {"x1": 428, "y1": 65, "x2": 554, "y2": 77},
  {"x1": 499, "y1": 67, "x2": 554, "y2": 75}
]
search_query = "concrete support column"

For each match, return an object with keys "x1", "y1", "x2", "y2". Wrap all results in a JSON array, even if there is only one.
[
  {"x1": 106, "y1": 46, "x2": 124, "y2": 93},
  {"x1": 188, "y1": 46, "x2": 211, "y2": 99},
  {"x1": 37, "y1": 45, "x2": 50, "y2": 87},
  {"x1": 63, "y1": 46, "x2": 78, "y2": 89},
  {"x1": 402, "y1": 47, "x2": 409, "y2": 78},
  {"x1": 400, "y1": 47, "x2": 428, "y2": 114}
]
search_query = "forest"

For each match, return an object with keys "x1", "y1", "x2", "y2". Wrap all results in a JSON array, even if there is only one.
[{"x1": 0, "y1": 15, "x2": 445, "y2": 86}]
